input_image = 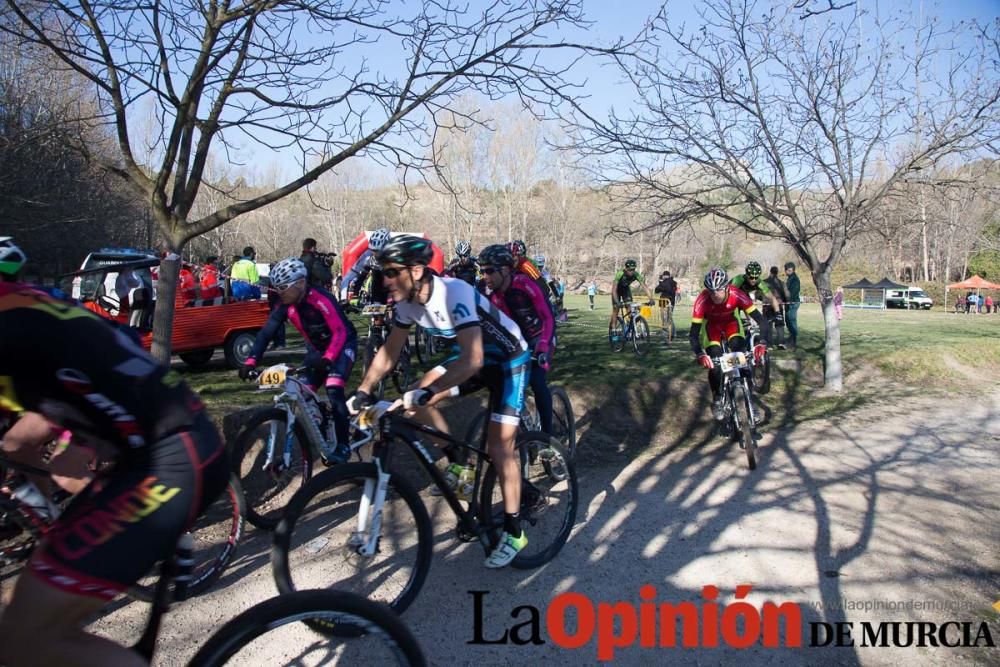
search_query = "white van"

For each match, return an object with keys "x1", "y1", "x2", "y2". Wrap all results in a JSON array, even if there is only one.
[{"x1": 886, "y1": 286, "x2": 933, "y2": 310}]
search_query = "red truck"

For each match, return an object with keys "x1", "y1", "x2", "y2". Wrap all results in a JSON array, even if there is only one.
[{"x1": 67, "y1": 249, "x2": 271, "y2": 369}]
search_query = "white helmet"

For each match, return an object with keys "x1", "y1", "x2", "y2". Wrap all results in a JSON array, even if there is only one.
[
  {"x1": 368, "y1": 227, "x2": 391, "y2": 252},
  {"x1": 270, "y1": 257, "x2": 307, "y2": 288},
  {"x1": 0, "y1": 237, "x2": 27, "y2": 277},
  {"x1": 534, "y1": 254, "x2": 546, "y2": 268}
]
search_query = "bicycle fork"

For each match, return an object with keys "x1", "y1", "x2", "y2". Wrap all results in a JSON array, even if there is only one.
[{"x1": 351, "y1": 460, "x2": 391, "y2": 558}]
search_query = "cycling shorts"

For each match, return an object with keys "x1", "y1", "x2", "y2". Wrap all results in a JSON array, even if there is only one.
[
  {"x1": 702, "y1": 317, "x2": 746, "y2": 348},
  {"x1": 303, "y1": 341, "x2": 357, "y2": 390},
  {"x1": 28, "y1": 413, "x2": 229, "y2": 601},
  {"x1": 439, "y1": 351, "x2": 530, "y2": 427}
]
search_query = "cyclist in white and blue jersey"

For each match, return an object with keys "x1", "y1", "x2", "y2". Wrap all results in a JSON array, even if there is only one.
[{"x1": 346, "y1": 235, "x2": 531, "y2": 568}]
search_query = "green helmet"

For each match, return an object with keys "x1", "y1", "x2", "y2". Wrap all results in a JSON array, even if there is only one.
[
  {"x1": 745, "y1": 261, "x2": 762, "y2": 279},
  {"x1": 624, "y1": 259, "x2": 637, "y2": 270},
  {"x1": 376, "y1": 234, "x2": 434, "y2": 266},
  {"x1": 0, "y1": 237, "x2": 27, "y2": 277}
]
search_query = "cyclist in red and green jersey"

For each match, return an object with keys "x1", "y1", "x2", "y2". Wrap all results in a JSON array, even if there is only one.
[
  {"x1": 608, "y1": 259, "x2": 655, "y2": 330},
  {"x1": 690, "y1": 267, "x2": 767, "y2": 421}
]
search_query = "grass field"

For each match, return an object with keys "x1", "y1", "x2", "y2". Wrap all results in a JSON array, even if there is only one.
[{"x1": 177, "y1": 292, "x2": 1000, "y2": 450}]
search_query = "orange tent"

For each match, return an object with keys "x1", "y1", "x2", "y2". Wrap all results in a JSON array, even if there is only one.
[{"x1": 945, "y1": 275, "x2": 1000, "y2": 313}]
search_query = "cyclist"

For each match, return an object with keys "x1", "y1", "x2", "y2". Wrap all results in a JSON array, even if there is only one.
[
  {"x1": 609, "y1": 259, "x2": 655, "y2": 331},
  {"x1": 346, "y1": 235, "x2": 532, "y2": 568},
  {"x1": 730, "y1": 261, "x2": 781, "y2": 343},
  {"x1": 510, "y1": 240, "x2": 554, "y2": 313},
  {"x1": 0, "y1": 271, "x2": 228, "y2": 666},
  {"x1": 479, "y1": 244, "x2": 556, "y2": 435},
  {"x1": 690, "y1": 267, "x2": 767, "y2": 421},
  {"x1": 339, "y1": 227, "x2": 392, "y2": 304},
  {"x1": 445, "y1": 240, "x2": 479, "y2": 286},
  {"x1": 240, "y1": 257, "x2": 357, "y2": 464}
]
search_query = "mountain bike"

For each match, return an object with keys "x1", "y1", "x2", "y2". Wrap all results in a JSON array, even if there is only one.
[
  {"x1": 359, "y1": 303, "x2": 413, "y2": 399},
  {"x1": 0, "y1": 451, "x2": 244, "y2": 603},
  {"x1": 712, "y1": 348, "x2": 760, "y2": 470},
  {"x1": 746, "y1": 323, "x2": 771, "y2": 395},
  {"x1": 231, "y1": 365, "x2": 375, "y2": 530},
  {"x1": 272, "y1": 401, "x2": 578, "y2": 618},
  {"x1": 413, "y1": 324, "x2": 447, "y2": 367},
  {"x1": 609, "y1": 301, "x2": 652, "y2": 356}
]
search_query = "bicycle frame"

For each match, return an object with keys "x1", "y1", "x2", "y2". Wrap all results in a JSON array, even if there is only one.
[{"x1": 714, "y1": 347, "x2": 757, "y2": 429}]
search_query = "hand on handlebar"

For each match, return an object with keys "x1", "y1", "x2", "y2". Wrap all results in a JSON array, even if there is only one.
[
  {"x1": 697, "y1": 354, "x2": 714, "y2": 370},
  {"x1": 535, "y1": 351, "x2": 550, "y2": 372},
  {"x1": 238, "y1": 363, "x2": 257, "y2": 381},
  {"x1": 753, "y1": 343, "x2": 767, "y2": 363},
  {"x1": 346, "y1": 390, "x2": 374, "y2": 415},
  {"x1": 402, "y1": 388, "x2": 433, "y2": 409}
]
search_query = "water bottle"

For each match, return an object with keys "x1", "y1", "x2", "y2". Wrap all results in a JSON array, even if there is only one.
[
  {"x1": 456, "y1": 466, "x2": 475, "y2": 501},
  {"x1": 8, "y1": 477, "x2": 59, "y2": 522}
]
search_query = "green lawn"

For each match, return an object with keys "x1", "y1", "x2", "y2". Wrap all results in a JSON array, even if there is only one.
[{"x1": 178, "y1": 293, "x2": 1000, "y2": 440}]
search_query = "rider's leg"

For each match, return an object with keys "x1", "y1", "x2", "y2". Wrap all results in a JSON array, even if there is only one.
[
  {"x1": 1, "y1": 412, "x2": 56, "y2": 493},
  {"x1": 406, "y1": 365, "x2": 466, "y2": 464},
  {"x1": 528, "y1": 362, "x2": 553, "y2": 435}
]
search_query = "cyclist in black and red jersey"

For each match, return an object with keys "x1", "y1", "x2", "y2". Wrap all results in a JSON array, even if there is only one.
[
  {"x1": 240, "y1": 257, "x2": 358, "y2": 464},
  {"x1": 690, "y1": 267, "x2": 767, "y2": 421},
  {"x1": 0, "y1": 242, "x2": 228, "y2": 666}
]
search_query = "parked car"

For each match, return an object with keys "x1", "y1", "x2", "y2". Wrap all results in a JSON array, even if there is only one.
[{"x1": 886, "y1": 287, "x2": 933, "y2": 310}]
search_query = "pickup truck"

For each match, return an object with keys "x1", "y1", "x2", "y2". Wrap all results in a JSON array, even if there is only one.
[{"x1": 67, "y1": 249, "x2": 271, "y2": 368}]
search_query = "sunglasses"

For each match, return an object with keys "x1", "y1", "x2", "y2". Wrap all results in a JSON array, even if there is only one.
[
  {"x1": 481, "y1": 266, "x2": 502, "y2": 275},
  {"x1": 382, "y1": 267, "x2": 408, "y2": 278},
  {"x1": 271, "y1": 282, "x2": 298, "y2": 293}
]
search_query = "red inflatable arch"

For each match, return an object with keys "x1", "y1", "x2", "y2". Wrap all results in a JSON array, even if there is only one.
[{"x1": 340, "y1": 230, "x2": 445, "y2": 278}]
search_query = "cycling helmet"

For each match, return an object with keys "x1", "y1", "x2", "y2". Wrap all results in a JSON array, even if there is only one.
[
  {"x1": 624, "y1": 258, "x2": 637, "y2": 270},
  {"x1": 534, "y1": 254, "x2": 546, "y2": 268},
  {"x1": 269, "y1": 257, "x2": 307, "y2": 288},
  {"x1": 456, "y1": 240, "x2": 472, "y2": 258},
  {"x1": 0, "y1": 237, "x2": 27, "y2": 277},
  {"x1": 745, "y1": 261, "x2": 762, "y2": 279},
  {"x1": 704, "y1": 267, "x2": 729, "y2": 291},
  {"x1": 368, "y1": 227, "x2": 392, "y2": 252},
  {"x1": 510, "y1": 239, "x2": 526, "y2": 257},
  {"x1": 478, "y1": 244, "x2": 515, "y2": 268},
  {"x1": 376, "y1": 235, "x2": 434, "y2": 266}
]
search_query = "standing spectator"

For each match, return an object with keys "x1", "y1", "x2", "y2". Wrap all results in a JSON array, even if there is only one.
[
  {"x1": 654, "y1": 270, "x2": 678, "y2": 342},
  {"x1": 230, "y1": 246, "x2": 261, "y2": 300},
  {"x1": 199, "y1": 255, "x2": 222, "y2": 300},
  {"x1": 977, "y1": 293, "x2": 984, "y2": 313},
  {"x1": 834, "y1": 286, "x2": 844, "y2": 320},
  {"x1": 784, "y1": 262, "x2": 801, "y2": 349},
  {"x1": 764, "y1": 266, "x2": 788, "y2": 349},
  {"x1": 587, "y1": 280, "x2": 597, "y2": 310},
  {"x1": 966, "y1": 292, "x2": 975, "y2": 314},
  {"x1": 985, "y1": 295, "x2": 993, "y2": 314},
  {"x1": 300, "y1": 237, "x2": 334, "y2": 290}
]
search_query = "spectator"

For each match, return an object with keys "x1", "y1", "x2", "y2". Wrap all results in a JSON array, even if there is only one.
[
  {"x1": 784, "y1": 262, "x2": 801, "y2": 349},
  {"x1": 834, "y1": 286, "x2": 844, "y2": 320},
  {"x1": 230, "y1": 246, "x2": 261, "y2": 300},
  {"x1": 654, "y1": 270, "x2": 678, "y2": 342},
  {"x1": 300, "y1": 237, "x2": 334, "y2": 290},
  {"x1": 978, "y1": 293, "x2": 985, "y2": 314},
  {"x1": 764, "y1": 266, "x2": 788, "y2": 349},
  {"x1": 199, "y1": 255, "x2": 222, "y2": 300},
  {"x1": 587, "y1": 280, "x2": 597, "y2": 310},
  {"x1": 985, "y1": 294, "x2": 993, "y2": 314}
]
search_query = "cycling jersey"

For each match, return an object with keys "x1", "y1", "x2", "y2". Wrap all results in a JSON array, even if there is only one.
[
  {"x1": 730, "y1": 274, "x2": 771, "y2": 301},
  {"x1": 482, "y1": 273, "x2": 554, "y2": 353},
  {"x1": 392, "y1": 275, "x2": 528, "y2": 363},
  {"x1": 614, "y1": 269, "x2": 644, "y2": 301},
  {"x1": 445, "y1": 257, "x2": 479, "y2": 286},
  {"x1": 514, "y1": 257, "x2": 555, "y2": 316},
  {"x1": 248, "y1": 285, "x2": 357, "y2": 370},
  {"x1": 689, "y1": 287, "x2": 763, "y2": 354},
  {"x1": 340, "y1": 249, "x2": 387, "y2": 303}
]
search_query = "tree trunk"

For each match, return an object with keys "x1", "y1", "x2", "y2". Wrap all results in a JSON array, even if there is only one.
[
  {"x1": 150, "y1": 253, "x2": 181, "y2": 365},
  {"x1": 813, "y1": 268, "x2": 843, "y2": 392}
]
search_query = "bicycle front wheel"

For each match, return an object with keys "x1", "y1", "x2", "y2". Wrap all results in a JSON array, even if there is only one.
[
  {"x1": 732, "y1": 384, "x2": 757, "y2": 470},
  {"x1": 632, "y1": 316, "x2": 650, "y2": 356},
  {"x1": 751, "y1": 351, "x2": 771, "y2": 395},
  {"x1": 191, "y1": 589, "x2": 427, "y2": 666},
  {"x1": 549, "y1": 387, "x2": 577, "y2": 462},
  {"x1": 232, "y1": 408, "x2": 314, "y2": 530},
  {"x1": 609, "y1": 317, "x2": 625, "y2": 352},
  {"x1": 272, "y1": 463, "x2": 433, "y2": 620},
  {"x1": 479, "y1": 433, "x2": 578, "y2": 569}
]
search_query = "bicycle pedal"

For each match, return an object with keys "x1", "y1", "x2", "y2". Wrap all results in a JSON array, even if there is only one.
[{"x1": 455, "y1": 524, "x2": 479, "y2": 543}]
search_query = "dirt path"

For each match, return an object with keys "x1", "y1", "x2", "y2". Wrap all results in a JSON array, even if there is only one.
[{"x1": 84, "y1": 387, "x2": 1000, "y2": 665}]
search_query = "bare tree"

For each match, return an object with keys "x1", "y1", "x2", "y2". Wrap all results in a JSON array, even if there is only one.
[
  {"x1": 566, "y1": 0, "x2": 1000, "y2": 390},
  {"x1": 2, "y1": 0, "x2": 627, "y2": 362}
]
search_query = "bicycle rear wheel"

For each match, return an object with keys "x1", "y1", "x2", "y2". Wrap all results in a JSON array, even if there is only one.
[
  {"x1": 632, "y1": 316, "x2": 650, "y2": 356},
  {"x1": 232, "y1": 409, "x2": 314, "y2": 530},
  {"x1": 732, "y1": 384, "x2": 757, "y2": 470},
  {"x1": 272, "y1": 463, "x2": 433, "y2": 622},
  {"x1": 191, "y1": 589, "x2": 427, "y2": 666},
  {"x1": 609, "y1": 317, "x2": 625, "y2": 352},
  {"x1": 130, "y1": 473, "x2": 245, "y2": 601},
  {"x1": 391, "y1": 342, "x2": 414, "y2": 396},
  {"x1": 363, "y1": 332, "x2": 387, "y2": 400},
  {"x1": 479, "y1": 433, "x2": 577, "y2": 569},
  {"x1": 549, "y1": 387, "x2": 577, "y2": 462}
]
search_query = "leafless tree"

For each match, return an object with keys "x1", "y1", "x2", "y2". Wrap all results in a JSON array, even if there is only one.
[
  {"x1": 1, "y1": 0, "x2": 628, "y2": 362},
  {"x1": 565, "y1": 0, "x2": 1000, "y2": 390}
]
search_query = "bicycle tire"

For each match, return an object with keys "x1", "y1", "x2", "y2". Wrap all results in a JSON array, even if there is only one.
[
  {"x1": 231, "y1": 408, "x2": 314, "y2": 530},
  {"x1": 609, "y1": 317, "x2": 625, "y2": 352},
  {"x1": 752, "y1": 350, "x2": 771, "y2": 395},
  {"x1": 732, "y1": 384, "x2": 757, "y2": 470},
  {"x1": 363, "y1": 332, "x2": 387, "y2": 400},
  {"x1": 129, "y1": 473, "x2": 246, "y2": 602},
  {"x1": 549, "y1": 387, "x2": 577, "y2": 462},
  {"x1": 391, "y1": 342, "x2": 413, "y2": 396},
  {"x1": 190, "y1": 589, "x2": 427, "y2": 666},
  {"x1": 272, "y1": 462, "x2": 433, "y2": 622},
  {"x1": 632, "y1": 316, "x2": 650, "y2": 356},
  {"x1": 479, "y1": 433, "x2": 577, "y2": 569}
]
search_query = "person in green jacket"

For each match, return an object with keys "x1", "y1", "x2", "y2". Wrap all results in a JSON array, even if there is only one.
[{"x1": 784, "y1": 261, "x2": 801, "y2": 349}]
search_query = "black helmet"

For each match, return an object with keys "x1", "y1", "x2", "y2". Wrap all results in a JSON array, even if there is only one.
[
  {"x1": 376, "y1": 234, "x2": 434, "y2": 267},
  {"x1": 745, "y1": 261, "x2": 762, "y2": 279},
  {"x1": 704, "y1": 267, "x2": 729, "y2": 290},
  {"x1": 510, "y1": 240, "x2": 526, "y2": 256},
  {"x1": 624, "y1": 258, "x2": 637, "y2": 270},
  {"x1": 478, "y1": 244, "x2": 515, "y2": 268}
]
